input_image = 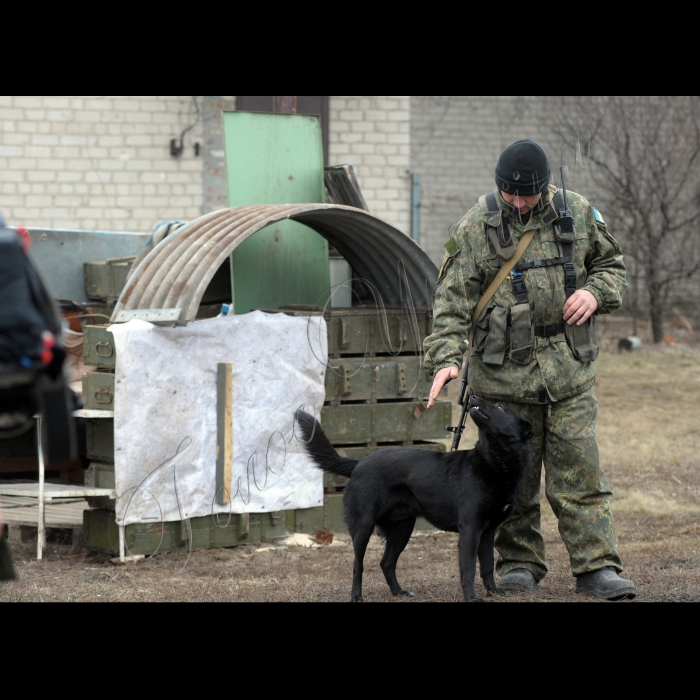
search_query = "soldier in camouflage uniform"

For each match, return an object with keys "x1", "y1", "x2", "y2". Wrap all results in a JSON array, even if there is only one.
[{"x1": 424, "y1": 140, "x2": 637, "y2": 600}]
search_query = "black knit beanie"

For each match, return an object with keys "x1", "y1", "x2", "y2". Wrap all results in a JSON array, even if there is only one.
[{"x1": 495, "y1": 140, "x2": 551, "y2": 196}]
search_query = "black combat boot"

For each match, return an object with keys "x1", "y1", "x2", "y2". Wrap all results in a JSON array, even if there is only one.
[
  {"x1": 498, "y1": 568, "x2": 539, "y2": 593},
  {"x1": 576, "y1": 567, "x2": 637, "y2": 601}
]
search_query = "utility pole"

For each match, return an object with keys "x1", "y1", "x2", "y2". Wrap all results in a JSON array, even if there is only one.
[{"x1": 273, "y1": 96, "x2": 298, "y2": 114}]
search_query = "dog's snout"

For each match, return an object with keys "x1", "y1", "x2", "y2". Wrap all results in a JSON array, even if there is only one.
[{"x1": 469, "y1": 396, "x2": 481, "y2": 410}]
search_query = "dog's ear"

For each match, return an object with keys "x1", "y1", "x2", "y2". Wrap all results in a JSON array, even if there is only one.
[{"x1": 519, "y1": 419, "x2": 534, "y2": 441}]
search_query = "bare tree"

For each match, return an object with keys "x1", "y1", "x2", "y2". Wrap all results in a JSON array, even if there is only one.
[{"x1": 542, "y1": 96, "x2": 700, "y2": 343}]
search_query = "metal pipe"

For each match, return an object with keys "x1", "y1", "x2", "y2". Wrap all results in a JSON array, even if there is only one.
[
  {"x1": 37, "y1": 417, "x2": 45, "y2": 561},
  {"x1": 411, "y1": 173, "x2": 421, "y2": 244},
  {"x1": 273, "y1": 96, "x2": 298, "y2": 114}
]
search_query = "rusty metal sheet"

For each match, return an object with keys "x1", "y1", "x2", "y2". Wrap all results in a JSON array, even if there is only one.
[{"x1": 112, "y1": 205, "x2": 438, "y2": 324}]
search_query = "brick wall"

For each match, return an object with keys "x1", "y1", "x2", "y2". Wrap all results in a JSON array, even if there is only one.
[
  {"x1": 0, "y1": 96, "x2": 412, "y2": 238},
  {"x1": 411, "y1": 96, "x2": 566, "y2": 266},
  {"x1": 410, "y1": 96, "x2": 700, "y2": 317},
  {"x1": 0, "y1": 96, "x2": 208, "y2": 233},
  {"x1": 329, "y1": 96, "x2": 412, "y2": 235}
]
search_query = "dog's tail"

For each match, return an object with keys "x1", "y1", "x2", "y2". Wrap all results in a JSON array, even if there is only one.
[{"x1": 296, "y1": 411, "x2": 357, "y2": 479}]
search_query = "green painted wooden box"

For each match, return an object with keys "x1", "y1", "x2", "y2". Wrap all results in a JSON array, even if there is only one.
[
  {"x1": 325, "y1": 357, "x2": 431, "y2": 405},
  {"x1": 261, "y1": 307, "x2": 433, "y2": 358},
  {"x1": 320, "y1": 401, "x2": 451, "y2": 446},
  {"x1": 84, "y1": 257, "x2": 136, "y2": 304},
  {"x1": 84, "y1": 461, "x2": 116, "y2": 510},
  {"x1": 86, "y1": 419, "x2": 114, "y2": 462},
  {"x1": 83, "y1": 509, "x2": 276, "y2": 556},
  {"x1": 82, "y1": 372, "x2": 115, "y2": 411},
  {"x1": 83, "y1": 325, "x2": 116, "y2": 370}
]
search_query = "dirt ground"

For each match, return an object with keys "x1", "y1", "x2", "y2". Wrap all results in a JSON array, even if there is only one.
[{"x1": 2, "y1": 345, "x2": 700, "y2": 603}]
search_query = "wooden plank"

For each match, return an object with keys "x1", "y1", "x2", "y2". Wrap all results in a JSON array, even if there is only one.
[
  {"x1": 73, "y1": 409, "x2": 114, "y2": 419},
  {"x1": 0, "y1": 483, "x2": 114, "y2": 498},
  {"x1": 1, "y1": 500, "x2": 87, "y2": 527},
  {"x1": 1, "y1": 497, "x2": 84, "y2": 509},
  {"x1": 114, "y1": 308, "x2": 185, "y2": 326},
  {"x1": 216, "y1": 363, "x2": 233, "y2": 506}
]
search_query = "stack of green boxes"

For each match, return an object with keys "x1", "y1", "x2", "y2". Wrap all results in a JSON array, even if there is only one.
[
  {"x1": 287, "y1": 306, "x2": 450, "y2": 534},
  {"x1": 81, "y1": 308, "x2": 450, "y2": 555}
]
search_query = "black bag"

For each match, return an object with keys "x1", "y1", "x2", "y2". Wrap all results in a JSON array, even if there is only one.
[
  {"x1": 0, "y1": 226, "x2": 76, "y2": 464},
  {"x1": 0, "y1": 537, "x2": 15, "y2": 582}
]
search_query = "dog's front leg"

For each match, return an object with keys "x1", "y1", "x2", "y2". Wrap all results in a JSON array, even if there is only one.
[
  {"x1": 478, "y1": 527, "x2": 505, "y2": 597},
  {"x1": 458, "y1": 524, "x2": 481, "y2": 603}
]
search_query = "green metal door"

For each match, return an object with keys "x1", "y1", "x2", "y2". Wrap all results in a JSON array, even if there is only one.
[{"x1": 223, "y1": 111, "x2": 330, "y2": 314}]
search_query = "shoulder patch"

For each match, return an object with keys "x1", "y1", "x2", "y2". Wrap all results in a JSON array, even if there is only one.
[
  {"x1": 444, "y1": 235, "x2": 461, "y2": 258},
  {"x1": 438, "y1": 236, "x2": 461, "y2": 282},
  {"x1": 593, "y1": 208, "x2": 608, "y2": 232}
]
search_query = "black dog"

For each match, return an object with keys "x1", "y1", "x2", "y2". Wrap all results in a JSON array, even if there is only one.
[{"x1": 297, "y1": 398, "x2": 533, "y2": 602}]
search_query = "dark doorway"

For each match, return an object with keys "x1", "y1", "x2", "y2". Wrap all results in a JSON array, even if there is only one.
[{"x1": 236, "y1": 96, "x2": 330, "y2": 165}]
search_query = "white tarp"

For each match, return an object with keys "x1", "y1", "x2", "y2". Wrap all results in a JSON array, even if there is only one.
[{"x1": 111, "y1": 312, "x2": 328, "y2": 526}]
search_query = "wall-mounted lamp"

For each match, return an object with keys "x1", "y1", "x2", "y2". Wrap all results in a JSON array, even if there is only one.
[{"x1": 170, "y1": 138, "x2": 184, "y2": 158}]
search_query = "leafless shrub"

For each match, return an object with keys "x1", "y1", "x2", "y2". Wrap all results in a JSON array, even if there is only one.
[{"x1": 543, "y1": 96, "x2": 700, "y2": 343}]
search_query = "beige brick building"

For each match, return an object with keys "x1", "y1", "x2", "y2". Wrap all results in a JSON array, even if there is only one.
[
  {"x1": 0, "y1": 95, "x2": 412, "y2": 238},
  {"x1": 330, "y1": 96, "x2": 411, "y2": 233}
]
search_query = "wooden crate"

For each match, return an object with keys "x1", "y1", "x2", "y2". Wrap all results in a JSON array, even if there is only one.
[
  {"x1": 86, "y1": 419, "x2": 114, "y2": 462},
  {"x1": 84, "y1": 257, "x2": 135, "y2": 304},
  {"x1": 83, "y1": 325, "x2": 116, "y2": 370},
  {"x1": 325, "y1": 357, "x2": 431, "y2": 405},
  {"x1": 83, "y1": 509, "x2": 268, "y2": 556},
  {"x1": 321, "y1": 401, "x2": 451, "y2": 446},
  {"x1": 84, "y1": 461, "x2": 116, "y2": 509},
  {"x1": 84, "y1": 462, "x2": 115, "y2": 490},
  {"x1": 82, "y1": 372, "x2": 115, "y2": 411},
  {"x1": 260, "y1": 307, "x2": 432, "y2": 358}
]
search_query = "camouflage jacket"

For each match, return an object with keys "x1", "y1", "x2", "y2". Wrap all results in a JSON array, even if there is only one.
[{"x1": 424, "y1": 189, "x2": 627, "y2": 404}]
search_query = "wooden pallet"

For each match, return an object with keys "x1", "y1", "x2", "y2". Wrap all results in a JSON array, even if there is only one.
[{"x1": 0, "y1": 495, "x2": 87, "y2": 528}]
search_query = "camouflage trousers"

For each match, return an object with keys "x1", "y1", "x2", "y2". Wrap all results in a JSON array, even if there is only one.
[{"x1": 494, "y1": 389, "x2": 623, "y2": 580}]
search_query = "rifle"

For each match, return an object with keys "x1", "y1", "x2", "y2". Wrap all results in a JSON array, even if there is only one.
[{"x1": 446, "y1": 360, "x2": 470, "y2": 451}]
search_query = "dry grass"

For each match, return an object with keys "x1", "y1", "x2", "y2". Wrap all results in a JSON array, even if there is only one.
[{"x1": 2, "y1": 347, "x2": 700, "y2": 603}]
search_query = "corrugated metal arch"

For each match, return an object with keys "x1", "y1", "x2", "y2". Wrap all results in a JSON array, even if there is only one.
[{"x1": 112, "y1": 204, "x2": 438, "y2": 324}]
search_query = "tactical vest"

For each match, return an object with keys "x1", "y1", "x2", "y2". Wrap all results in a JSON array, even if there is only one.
[{"x1": 477, "y1": 188, "x2": 599, "y2": 365}]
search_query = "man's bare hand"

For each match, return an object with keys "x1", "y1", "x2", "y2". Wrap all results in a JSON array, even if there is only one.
[
  {"x1": 563, "y1": 290, "x2": 598, "y2": 327},
  {"x1": 427, "y1": 367, "x2": 459, "y2": 410}
]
